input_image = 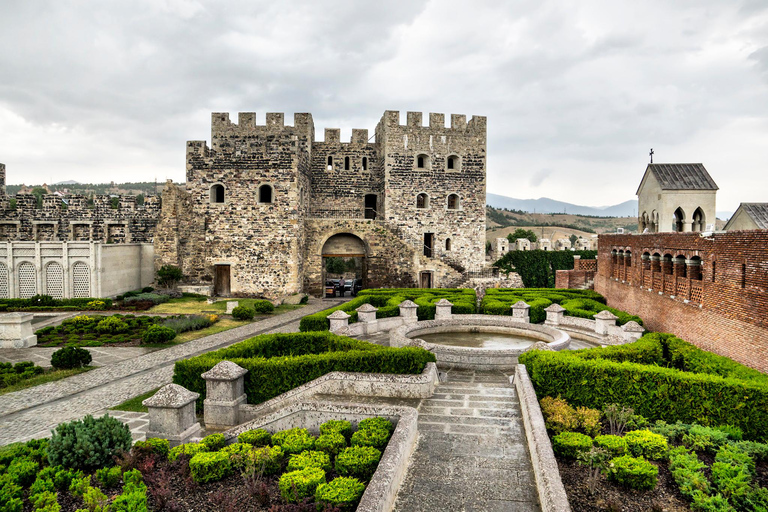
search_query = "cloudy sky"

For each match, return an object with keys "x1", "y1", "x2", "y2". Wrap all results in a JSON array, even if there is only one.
[{"x1": 1, "y1": 0, "x2": 767, "y2": 212}]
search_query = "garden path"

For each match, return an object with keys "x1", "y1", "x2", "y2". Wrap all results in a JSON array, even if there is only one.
[
  {"x1": 0, "y1": 346, "x2": 153, "y2": 368},
  {"x1": 0, "y1": 297, "x2": 344, "y2": 446},
  {"x1": 393, "y1": 369, "x2": 541, "y2": 512}
]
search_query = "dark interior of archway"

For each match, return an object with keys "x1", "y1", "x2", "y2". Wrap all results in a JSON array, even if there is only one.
[{"x1": 322, "y1": 256, "x2": 366, "y2": 297}]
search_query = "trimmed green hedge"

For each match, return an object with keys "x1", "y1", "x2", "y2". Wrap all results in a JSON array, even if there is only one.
[
  {"x1": 299, "y1": 288, "x2": 477, "y2": 332},
  {"x1": 494, "y1": 249, "x2": 598, "y2": 287},
  {"x1": 173, "y1": 332, "x2": 435, "y2": 405},
  {"x1": 519, "y1": 333, "x2": 768, "y2": 440},
  {"x1": 0, "y1": 296, "x2": 113, "y2": 312}
]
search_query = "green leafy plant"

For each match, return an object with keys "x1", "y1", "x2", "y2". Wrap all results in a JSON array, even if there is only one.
[
  {"x1": 603, "y1": 403, "x2": 634, "y2": 436},
  {"x1": 189, "y1": 451, "x2": 232, "y2": 484},
  {"x1": 539, "y1": 396, "x2": 578, "y2": 434},
  {"x1": 50, "y1": 346, "x2": 92, "y2": 369},
  {"x1": 167, "y1": 442, "x2": 207, "y2": 462},
  {"x1": 278, "y1": 467, "x2": 326, "y2": 503},
  {"x1": 231, "y1": 305, "x2": 255, "y2": 321},
  {"x1": 577, "y1": 446, "x2": 611, "y2": 494},
  {"x1": 315, "y1": 476, "x2": 366, "y2": 511},
  {"x1": 95, "y1": 317, "x2": 129, "y2": 334},
  {"x1": 316, "y1": 433, "x2": 347, "y2": 457},
  {"x1": 142, "y1": 324, "x2": 176, "y2": 344},
  {"x1": 351, "y1": 428, "x2": 390, "y2": 451},
  {"x1": 201, "y1": 433, "x2": 226, "y2": 451},
  {"x1": 156, "y1": 265, "x2": 184, "y2": 288},
  {"x1": 624, "y1": 430, "x2": 668, "y2": 460},
  {"x1": 238, "y1": 428, "x2": 271, "y2": 447},
  {"x1": 335, "y1": 445, "x2": 382, "y2": 481},
  {"x1": 575, "y1": 406, "x2": 602, "y2": 437},
  {"x1": 94, "y1": 466, "x2": 122, "y2": 488},
  {"x1": 607, "y1": 455, "x2": 658, "y2": 490},
  {"x1": 252, "y1": 300, "x2": 275, "y2": 314},
  {"x1": 272, "y1": 428, "x2": 315, "y2": 454},
  {"x1": 287, "y1": 450, "x2": 332, "y2": 472},
  {"x1": 320, "y1": 420, "x2": 352, "y2": 439},
  {"x1": 552, "y1": 431, "x2": 593, "y2": 459},
  {"x1": 594, "y1": 435, "x2": 628, "y2": 457},
  {"x1": 357, "y1": 417, "x2": 394, "y2": 434},
  {"x1": 47, "y1": 415, "x2": 131, "y2": 470},
  {"x1": 132, "y1": 437, "x2": 169, "y2": 457}
]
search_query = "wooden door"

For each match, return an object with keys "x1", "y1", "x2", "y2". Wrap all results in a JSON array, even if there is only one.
[
  {"x1": 215, "y1": 265, "x2": 231, "y2": 296},
  {"x1": 420, "y1": 271, "x2": 433, "y2": 289}
]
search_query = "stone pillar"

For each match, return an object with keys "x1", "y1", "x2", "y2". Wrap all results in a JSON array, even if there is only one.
[
  {"x1": 573, "y1": 255, "x2": 581, "y2": 270},
  {"x1": 686, "y1": 259, "x2": 702, "y2": 281},
  {"x1": 355, "y1": 303, "x2": 378, "y2": 323},
  {"x1": 226, "y1": 301, "x2": 239, "y2": 314},
  {"x1": 544, "y1": 304, "x2": 565, "y2": 326},
  {"x1": 621, "y1": 321, "x2": 645, "y2": 343},
  {"x1": 434, "y1": 299, "x2": 453, "y2": 320},
  {"x1": 398, "y1": 300, "x2": 419, "y2": 324},
  {"x1": 511, "y1": 301, "x2": 530, "y2": 323},
  {"x1": 202, "y1": 361, "x2": 248, "y2": 429},
  {"x1": 143, "y1": 384, "x2": 202, "y2": 447},
  {"x1": 328, "y1": 310, "x2": 351, "y2": 332},
  {"x1": 0, "y1": 313, "x2": 37, "y2": 348},
  {"x1": 594, "y1": 310, "x2": 618, "y2": 335}
]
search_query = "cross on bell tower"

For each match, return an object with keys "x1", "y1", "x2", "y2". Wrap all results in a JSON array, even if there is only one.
[{"x1": 649, "y1": 148, "x2": 654, "y2": 163}]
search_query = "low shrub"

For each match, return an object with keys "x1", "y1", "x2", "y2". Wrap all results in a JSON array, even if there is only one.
[
  {"x1": 357, "y1": 417, "x2": 394, "y2": 434},
  {"x1": 715, "y1": 445, "x2": 755, "y2": 475},
  {"x1": 552, "y1": 432, "x2": 593, "y2": 459},
  {"x1": 273, "y1": 428, "x2": 315, "y2": 454},
  {"x1": 94, "y1": 466, "x2": 122, "y2": 488},
  {"x1": 316, "y1": 433, "x2": 346, "y2": 457},
  {"x1": 161, "y1": 315, "x2": 214, "y2": 334},
  {"x1": 112, "y1": 469, "x2": 147, "y2": 512},
  {"x1": 168, "y1": 442, "x2": 207, "y2": 462},
  {"x1": 68, "y1": 475, "x2": 91, "y2": 498},
  {"x1": 86, "y1": 300, "x2": 106, "y2": 311},
  {"x1": 141, "y1": 325, "x2": 176, "y2": 344},
  {"x1": 231, "y1": 305, "x2": 255, "y2": 321},
  {"x1": 539, "y1": 396, "x2": 577, "y2": 434},
  {"x1": 122, "y1": 293, "x2": 171, "y2": 306},
  {"x1": 132, "y1": 437, "x2": 170, "y2": 457},
  {"x1": 650, "y1": 420, "x2": 691, "y2": 442},
  {"x1": 714, "y1": 425, "x2": 743, "y2": 441},
  {"x1": 30, "y1": 490, "x2": 59, "y2": 510},
  {"x1": 320, "y1": 420, "x2": 352, "y2": 439},
  {"x1": 53, "y1": 468, "x2": 81, "y2": 492},
  {"x1": 201, "y1": 433, "x2": 226, "y2": 451},
  {"x1": 50, "y1": 346, "x2": 92, "y2": 369},
  {"x1": 47, "y1": 414, "x2": 132, "y2": 470},
  {"x1": 7, "y1": 459, "x2": 38, "y2": 487},
  {"x1": 29, "y1": 476, "x2": 55, "y2": 497},
  {"x1": 252, "y1": 300, "x2": 275, "y2": 314},
  {"x1": 287, "y1": 450, "x2": 332, "y2": 472},
  {"x1": 0, "y1": 361, "x2": 44, "y2": 388},
  {"x1": 668, "y1": 446, "x2": 710, "y2": 499},
  {"x1": 221, "y1": 443, "x2": 253, "y2": 470},
  {"x1": 731, "y1": 441, "x2": 768, "y2": 462},
  {"x1": 335, "y1": 446, "x2": 382, "y2": 481},
  {"x1": 279, "y1": 467, "x2": 326, "y2": 503},
  {"x1": 238, "y1": 428, "x2": 272, "y2": 447},
  {"x1": 95, "y1": 317, "x2": 129, "y2": 334},
  {"x1": 594, "y1": 435, "x2": 628, "y2": 457},
  {"x1": 684, "y1": 425, "x2": 731, "y2": 453},
  {"x1": 608, "y1": 455, "x2": 658, "y2": 490},
  {"x1": 710, "y1": 461, "x2": 751, "y2": 500},
  {"x1": 575, "y1": 406, "x2": 602, "y2": 437},
  {"x1": 250, "y1": 445, "x2": 284, "y2": 475},
  {"x1": 624, "y1": 430, "x2": 668, "y2": 460},
  {"x1": 315, "y1": 476, "x2": 366, "y2": 511},
  {"x1": 189, "y1": 451, "x2": 232, "y2": 484},
  {"x1": 350, "y1": 428, "x2": 390, "y2": 451}
]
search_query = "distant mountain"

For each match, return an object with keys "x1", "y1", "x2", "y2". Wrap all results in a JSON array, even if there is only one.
[
  {"x1": 53, "y1": 180, "x2": 80, "y2": 185},
  {"x1": 487, "y1": 193, "x2": 638, "y2": 217}
]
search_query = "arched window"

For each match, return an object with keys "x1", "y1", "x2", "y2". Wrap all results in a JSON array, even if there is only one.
[
  {"x1": 327, "y1": 155, "x2": 333, "y2": 171},
  {"x1": 692, "y1": 207, "x2": 705, "y2": 232},
  {"x1": 259, "y1": 184, "x2": 273, "y2": 204},
  {"x1": 416, "y1": 193, "x2": 429, "y2": 209},
  {"x1": 663, "y1": 254, "x2": 673, "y2": 274},
  {"x1": 674, "y1": 255, "x2": 687, "y2": 278},
  {"x1": 447, "y1": 194, "x2": 459, "y2": 210},
  {"x1": 362, "y1": 157, "x2": 368, "y2": 170},
  {"x1": 445, "y1": 238, "x2": 452, "y2": 251},
  {"x1": 416, "y1": 154, "x2": 429, "y2": 169},
  {"x1": 210, "y1": 184, "x2": 224, "y2": 204},
  {"x1": 344, "y1": 156, "x2": 350, "y2": 170},
  {"x1": 640, "y1": 212, "x2": 648, "y2": 232},
  {"x1": 673, "y1": 207, "x2": 685, "y2": 232},
  {"x1": 447, "y1": 155, "x2": 460, "y2": 171}
]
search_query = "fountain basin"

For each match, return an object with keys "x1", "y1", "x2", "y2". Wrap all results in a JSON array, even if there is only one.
[{"x1": 390, "y1": 315, "x2": 570, "y2": 371}]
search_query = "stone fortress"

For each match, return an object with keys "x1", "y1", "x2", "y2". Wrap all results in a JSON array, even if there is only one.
[{"x1": 0, "y1": 110, "x2": 488, "y2": 299}]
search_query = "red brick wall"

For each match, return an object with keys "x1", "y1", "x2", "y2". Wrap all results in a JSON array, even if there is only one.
[
  {"x1": 595, "y1": 231, "x2": 768, "y2": 372},
  {"x1": 555, "y1": 269, "x2": 595, "y2": 289}
]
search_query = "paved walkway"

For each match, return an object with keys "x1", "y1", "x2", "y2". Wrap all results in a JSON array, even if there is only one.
[
  {"x1": 393, "y1": 370, "x2": 540, "y2": 512},
  {"x1": 0, "y1": 347, "x2": 153, "y2": 368},
  {"x1": 0, "y1": 298, "x2": 342, "y2": 445}
]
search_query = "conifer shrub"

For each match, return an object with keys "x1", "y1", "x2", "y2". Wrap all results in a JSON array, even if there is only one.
[
  {"x1": 231, "y1": 305, "x2": 255, "y2": 321},
  {"x1": 552, "y1": 432, "x2": 593, "y2": 459},
  {"x1": 287, "y1": 450, "x2": 332, "y2": 472},
  {"x1": 335, "y1": 446, "x2": 382, "y2": 481},
  {"x1": 141, "y1": 324, "x2": 176, "y2": 344},
  {"x1": 316, "y1": 433, "x2": 346, "y2": 457},
  {"x1": 624, "y1": 430, "x2": 668, "y2": 460},
  {"x1": 94, "y1": 466, "x2": 122, "y2": 488},
  {"x1": 608, "y1": 455, "x2": 658, "y2": 490},
  {"x1": 50, "y1": 346, "x2": 92, "y2": 369},
  {"x1": 47, "y1": 415, "x2": 131, "y2": 470},
  {"x1": 315, "y1": 476, "x2": 366, "y2": 511},
  {"x1": 189, "y1": 451, "x2": 232, "y2": 484},
  {"x1": 95, "y1": 317, "x2": 129, "y2": 334},
  {"x1": 594, "y1": 435, "x2": 629, "y2": 457},
  {"x1": 279, "y1": 467, "x2": 327, "y2": 503},
  {"x1": 320, "y1": 420, "x2": 352, "y2": 439},
  {"x1": 238, "y1": 428, "x2": 272, "y2": 447},
  {"x1": 252, "y1": 300, "x2": 275, "y2": 314}
]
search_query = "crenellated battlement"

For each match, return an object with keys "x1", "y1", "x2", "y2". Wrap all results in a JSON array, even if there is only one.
[{"x1": 377, "y1": 110, "x2": 487, "y2": 134}]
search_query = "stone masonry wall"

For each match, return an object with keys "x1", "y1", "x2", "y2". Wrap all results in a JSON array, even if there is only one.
[{"x1": 595, "y1": 231, "x2": 768, "y2": 372}]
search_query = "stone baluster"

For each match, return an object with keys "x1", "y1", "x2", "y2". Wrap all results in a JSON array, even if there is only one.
[
  {"x1": 511, "y1": 301, "x2": 530, "y2": 323},
  {"x1": 399, "y1": 300, "x2": 419, "y2": 324},
  {"x1": 593, "y1": 310, "x2": 618, "y2": 335},
  {"x1": 621, "y1": 321, "x2": 645, "y2": 343},
  {"x1": 434, "y1": 299, "x2": 453, "y2": 320},
  {"x1": 328, "y1": 310, "x2": 351, "y2": 332},
  {"x1": 143, "y1": 384, "x2": 202, "y2": 447},
  {"x1": 201, "y1": 361, "x2": 248, "y2": 429},
  {"x1": 544, "y1": 304, "x2": 565, "y2": 326},
  {"x1": 355, "y1": 303, "x2": 378, "y2": 323}
]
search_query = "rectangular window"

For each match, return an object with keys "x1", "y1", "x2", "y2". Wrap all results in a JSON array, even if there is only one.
[
  {"x1": 711, "y1": 261, "x2": 716, "y2": 282},
  {"x1": 741, "y1": 263, "x2": 747, "y2": 288}
]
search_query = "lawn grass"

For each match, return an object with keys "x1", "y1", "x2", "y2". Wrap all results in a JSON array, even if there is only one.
[
  {"x1": 148, "y1": 297, "x2": 306, "y2": 316},
  {"x1": 109, "y1": 388, "x2": 158, "y2": 413},
  {"x1": 0, "y1": 366, "x2": 92, "y2": 395},
  {"x1": 140, "y1": 318, "x2": 248, "y2": 348}
]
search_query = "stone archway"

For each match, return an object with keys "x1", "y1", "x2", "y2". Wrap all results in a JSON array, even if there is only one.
[{"x1": 321, "y1": 233, "x2": 368, "y2": 297}]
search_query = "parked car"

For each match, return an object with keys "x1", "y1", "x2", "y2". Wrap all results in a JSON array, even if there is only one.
[
  {"x1": 325, "y1": 280, "x2": 338, "y2": 298},
  {"x1": 351, "y1": 279, "x2": 364, "y2": 296}
]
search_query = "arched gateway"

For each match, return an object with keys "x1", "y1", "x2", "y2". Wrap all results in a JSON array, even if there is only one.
[{"x1": 321, "y1": 234, "x2": 367, "y2": 297}]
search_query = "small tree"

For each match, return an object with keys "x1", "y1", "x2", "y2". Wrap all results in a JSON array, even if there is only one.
[
  {"x1": 325, "y1": 257, "x2": 346, "y2": 276},
  {"x1": 507, "y1": 228, "x2": 538, "y2": 243},
  {"x1": 577, "y1": 447, "x2": 611, "y2": 494},
  {"x1": 569, "y1": 234, "x2": 579, "y2": 247},
  {"x1": 604, "y1": 403, "x2": 634, "y2": 436},
  {"x1": 156, "y1": 264, "x2": 183, "y2": 288}
]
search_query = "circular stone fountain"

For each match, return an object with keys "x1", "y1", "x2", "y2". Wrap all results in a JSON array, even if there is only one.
[{"x1": 390, "y1": 315, "x2": 570, "y2": 371}]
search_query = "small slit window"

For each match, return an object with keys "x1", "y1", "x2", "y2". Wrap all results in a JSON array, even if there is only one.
[
  {"x1": 742, "y1": 263, "x2": 747, "y2": 288},
  {"x1": 416, "y1": 193, "x2": 429, "y2": 209},
  {"x1": 362, "y1": 157, "x2": 368, "y2": 170},
  {"x1": 445, "y1": 238, "x2": 452, "y2": 251},
  {"x1": 416, "y1": 154, "x2": 429, "y2": 169},
  {"x1": 327, "y1": 156, "x2": 333, "y2": 171},
  {"x1": 344, "y1": 156, "x2": 350, "y2": 170},
  {"x1": 210, "y1": 184, "x2": 224, "y2": 204},
  {"x1": 447, "y1": 155, "x2": 459, "y2": 171},
  {"x1": 259, "y1": 184, "x2": 273, "y2": 204},
  {"x1": 447, "y1": 194, "x2": 459, "y2": 210}
]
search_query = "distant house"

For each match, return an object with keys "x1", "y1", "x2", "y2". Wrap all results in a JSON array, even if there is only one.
[
  {"x1": 636, "y1": 163, "x2": 718, "y2": 233},
  {"x1": 723, "y1": 203, "x2": 768, "y2": 231}
]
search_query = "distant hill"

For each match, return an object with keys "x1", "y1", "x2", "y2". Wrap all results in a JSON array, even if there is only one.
[
  {"x1": 53, "y1": 180, "x2": 80, "y2": 185},
  {"x1": 486, "y1": 193, "x2": 637, "y2": 217}
]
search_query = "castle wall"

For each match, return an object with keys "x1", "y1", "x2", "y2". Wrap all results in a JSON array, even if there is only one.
[{"x1": 595, "y1": 232, "x2": 768, "y2": 372}]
